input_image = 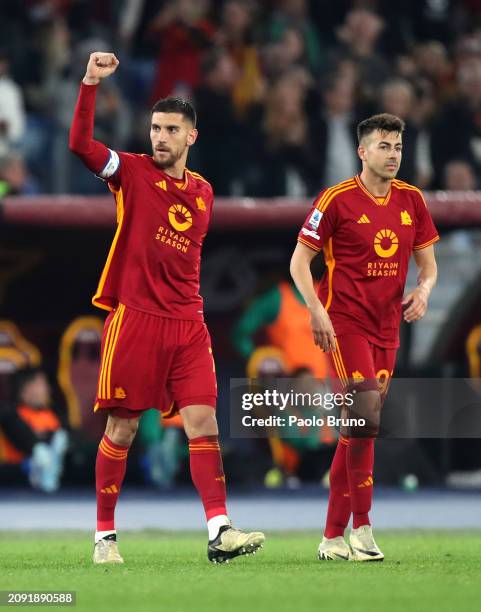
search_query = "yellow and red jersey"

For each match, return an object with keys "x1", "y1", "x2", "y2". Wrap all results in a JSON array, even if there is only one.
[
  {"x1": 93, "y1": 156, "x2": 213, "y2": 321},
  {"x1": 298, "y1": 175, "x2": 439, "y2": 348},
  {"x1": 69, "y1": 83, "x2": 213, "y2": 321}
]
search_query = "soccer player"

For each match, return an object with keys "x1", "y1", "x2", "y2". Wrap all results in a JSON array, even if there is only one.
[
  {"x1": 290, "y1": 114, "x2": 438, "y2": 561},
  {"x1": 69, "y1": 52, "x2": 265, "y2": 564}
]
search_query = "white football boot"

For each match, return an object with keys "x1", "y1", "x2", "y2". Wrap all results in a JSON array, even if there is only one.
[
  {"x1": 93, "y1": 535, "x2": 124, "y2": 564},
  {"x1": 208, "y1": 525, "x2": 265, "y2": 563},
  {"x1": 349, "y1": 525, "x2": 384, "y2": 562},
  {"x1": 317, "y1": 535, "x2": 351, "y2": 561}
]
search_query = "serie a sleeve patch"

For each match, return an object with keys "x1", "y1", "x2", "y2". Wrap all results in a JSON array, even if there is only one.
[{"x1": 307, "y1": 209, "x2": 323, "y2": 230}]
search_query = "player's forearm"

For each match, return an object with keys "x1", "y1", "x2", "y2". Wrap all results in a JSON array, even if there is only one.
[
  {"x1": 290, "y1": 250, "x2": 322, "y2": 311},
  {"x1": 68, "y1": 82, "x2": 109, "y2": 172},
  {"x1": 417, "y1": 261, "x2": 437, "y2": 296}
]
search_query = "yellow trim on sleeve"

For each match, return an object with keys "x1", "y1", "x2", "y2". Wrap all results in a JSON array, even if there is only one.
[
  {"x1": 413, "y1": 235, "x2": 440, "y2": 250},
  {"x1": 298, "y1": 237, "x2": 322, "y2": 252}
]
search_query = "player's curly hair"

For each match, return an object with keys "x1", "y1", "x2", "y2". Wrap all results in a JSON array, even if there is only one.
[
  {"x1": 151, "y1": 98, "x2": 197, "y2": 127},
  {"x1": 357, "y1": 113, "x2": 405, "y2": 143}
]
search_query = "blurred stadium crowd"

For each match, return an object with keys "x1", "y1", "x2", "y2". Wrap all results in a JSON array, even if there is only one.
[{"x1": 2, "y1": 0, "x2": 481, "y2": 196}]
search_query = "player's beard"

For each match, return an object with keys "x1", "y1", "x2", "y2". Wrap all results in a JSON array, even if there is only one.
[{"x1": 153, "y1": 146, "x2": 185, "y2": 169}]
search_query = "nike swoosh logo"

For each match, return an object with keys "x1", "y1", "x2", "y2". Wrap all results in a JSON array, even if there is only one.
[
  {"x1": 334, "y1": 553, "x2": 349, "y2": 560},
  {"x1": 351, "y1": 547, "x2": 380, "y2": 557}
]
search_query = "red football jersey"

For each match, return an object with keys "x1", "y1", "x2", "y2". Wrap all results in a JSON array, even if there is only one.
[
  {"x1": 298, "y1": 175, "x2": 439, "y2": 348},
  {"x1": 69, "y1": 83, "x2": 213, "y2": 320},
  {"x1": 92, "y1": 158, "x2": 213, "y2": 320}
]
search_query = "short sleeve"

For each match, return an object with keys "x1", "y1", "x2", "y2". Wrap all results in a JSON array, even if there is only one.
[
  {"x1": 297, "y1": 191, "x2": 339, "y2": 252},
  {"x1": 413, "y1": 190, "x2": 440, "y2": 250}
]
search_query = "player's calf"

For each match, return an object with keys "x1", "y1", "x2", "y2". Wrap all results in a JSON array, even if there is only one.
[{"x1": 94, "y1": 414, "x2": 139, "y2": 557}]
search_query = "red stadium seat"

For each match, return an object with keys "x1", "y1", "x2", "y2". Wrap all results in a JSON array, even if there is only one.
[{"x1": 57, "y1": 317, "x2": 106, "y2": 440}]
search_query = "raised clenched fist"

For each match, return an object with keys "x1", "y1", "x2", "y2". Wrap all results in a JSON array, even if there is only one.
[{"x1": 83, "y1": 52, "x2": 119, "y2": 85}]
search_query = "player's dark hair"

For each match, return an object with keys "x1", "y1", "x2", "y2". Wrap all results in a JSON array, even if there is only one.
[
  {"x1": 357, "y1": 113, "x2": 405, "y2": 143},
  {"x1": 151, "y1": 97, "x2": 197, "y2": 127}
]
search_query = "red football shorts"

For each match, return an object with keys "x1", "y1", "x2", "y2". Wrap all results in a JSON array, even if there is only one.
[
  {"x1": 327, "y1": 334, "x2": 397, "y2": 400},
  {"x1": 94, "y1": 304, "x2": 217, "y2": 419}
]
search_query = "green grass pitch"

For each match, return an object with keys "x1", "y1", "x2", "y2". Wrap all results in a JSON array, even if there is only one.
[{"x1": 0, "y1": 531, "x2": 480, "y2": 612}]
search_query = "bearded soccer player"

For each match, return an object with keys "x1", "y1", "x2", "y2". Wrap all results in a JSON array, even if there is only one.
[
  {"x1": 290, "y1": 114, "x2": 438, "y2": 562},
  {"x1": 69, "y1": 52, "x2": 265, "y2": 564}
]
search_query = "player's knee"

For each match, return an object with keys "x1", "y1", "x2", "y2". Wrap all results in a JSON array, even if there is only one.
[
  {"x1": 348, "y1": 389, "x2": 381, "y2": 437},
  {"x1": 181, "y1": 405, "x2": 217, "y2": 438},
  {"x1": 105, "y1": 416, "x2": 139, "y2": 447}
]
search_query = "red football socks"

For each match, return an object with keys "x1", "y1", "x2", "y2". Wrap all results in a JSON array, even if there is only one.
[
  {"x1": 347, "y1": 437, "x2": 375, "y2": 528},
  {"x1": 96, "y1": 434, "x2": 129, "y2": 531},
  {"x1": 324, "y1": 436, "x2": 352, "y2": 538},
  {"x1": 189, "y1": 436, "x2": 227, "y2": 520}
]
